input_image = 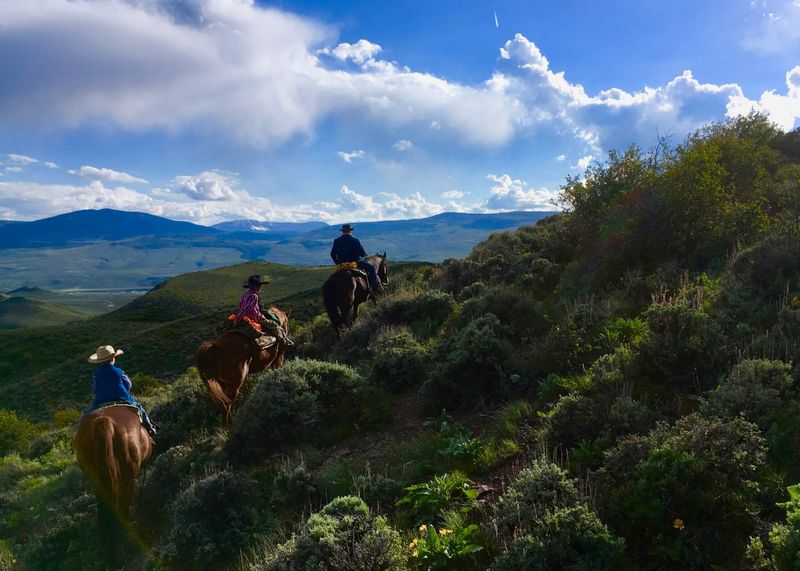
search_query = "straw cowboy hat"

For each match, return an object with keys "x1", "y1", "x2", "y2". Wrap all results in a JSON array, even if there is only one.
[{"x1": 87, "y1": 345, "x2": 124, "y2": 364}]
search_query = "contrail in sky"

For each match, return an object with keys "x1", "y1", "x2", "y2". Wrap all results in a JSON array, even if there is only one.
[{"x1": 494, "y1": 11, "x2": 499, "y2": 28}]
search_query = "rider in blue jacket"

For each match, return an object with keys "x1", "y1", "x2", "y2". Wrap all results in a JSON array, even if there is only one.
[
  {"x1": 330, "y1": 224, "x2": 382, "y2": 295},
  {"x1": 85, "y1": 345, "x2": 157, "y2": 437}
]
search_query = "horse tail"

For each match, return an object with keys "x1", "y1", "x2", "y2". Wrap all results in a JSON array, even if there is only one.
[
  {"x1": 93, "y1": 417, "x2": 120, "y2": 507},
  {"x1": 196, "y1": 341, "x2": 232, "y2": 411},
  {"x1": 323, "y1": 278, "x2": 343, "y2": 331}
]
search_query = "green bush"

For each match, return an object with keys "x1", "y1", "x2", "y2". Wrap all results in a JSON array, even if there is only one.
[
  {"x1": 227, "y1": 359, "x2": 368, "y2": 462},
  {"x1": 0, "y1": 409, "x2": 37, "y2": 456},
  {"x1": 149, "y1": 370, "x2": 220, "y2": 454},
  {"x1": 422, "y1": 314, "x2": 513, "y2": 412},
  {"x1": 377, "y1": 290, "x2": 456, "y2": 336},
  {"x1": 369, "y1": 326, "x2": 429, "y2": 392},
  {"x1": 491, "y1": 504, "x2": 627, "y2": 571},
  {"x1": 0, "y1": 540, "x2": 15, "y2": 571},
  {"x1": 640, "y1": 296, "x2": 728, "y2": 391},
  {"x1": 250, "y1": 496, "x2": 405, "y2": 571},
  {"x1": 270, "y1": 460, "x2": 317, "y2": 513},
  {"x1": 162, "y1": 470, "x2": 263, "y2": 570},
  {"x1": 704, "y1": 359, "x2": 795, "y2": 430},
  {"x1": 596, "y1": 413, "x2": 766, "y2": 569},
  {"x1": 492, "y1": 459, "x2": 580, "y2": 536},
  {"x1": 746, "y1": 484, "x2": 800, "y2": 571},
  {"x1": 452, "y1": 286, "x2": 547, "y2": 338},
  {"x1": 134, "y1": 443, "x2": 221, "y2": 537}
]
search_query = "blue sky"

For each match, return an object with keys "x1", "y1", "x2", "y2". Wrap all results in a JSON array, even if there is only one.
[{"x1": 0, "y1": 0, "x2": 798, "y2": 225}]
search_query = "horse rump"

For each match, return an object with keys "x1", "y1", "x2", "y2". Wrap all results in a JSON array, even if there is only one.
[{"x1": 196, "y1": 340, "x2": 232, "y2": 411}]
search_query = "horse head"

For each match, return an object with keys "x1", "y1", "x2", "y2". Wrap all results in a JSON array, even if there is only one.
[{"x1": 377, "y1": 252, "x2": 389, "y2": 286}]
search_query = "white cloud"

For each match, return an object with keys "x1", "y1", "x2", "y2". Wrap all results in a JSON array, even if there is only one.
[
  {"x1": 485, "y1": 173, "x2": 556, "y2": 211},
  {"x1": 321, "y1": 39, "x2": 382, "y2": 65},
  {"x1": 393, "y1": 139, "x2": 414, "y2": 151},
  {"x1": 727, "y1": 66, "x2": 800, "y2": 131},
  {"x1": 442, "y1": 190, "x2": 465, "y2": 200},
  {"x1": 555, "y1": 154, "x2": 566, "y2": 161},
  {"x1": 8, "y1": 154, "x2": 38, "y2": 164},
  {"x1": 68, "y1": 165, "x2": 149, "y2": 184},
  {"x1": 171, "y1": 170, "x2": 238, "y2": 201},
  {"x1": 44, "y1": 161, "x2": 59, "y2": 169},
  {"x1": 5, "y1": 166, "x2": 23, "y2": 173},
  {"x1": 576, "y1": 154, "x2": 595, "y2": 170},
  {"x1": 337, "y1": 150, "x2": 366, "y2": 164}
]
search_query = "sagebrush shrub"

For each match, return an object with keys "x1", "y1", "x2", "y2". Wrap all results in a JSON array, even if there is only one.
[
  {"x1": 250, "y1": 496, "x2": 405, "y2": 571},
  {"x1": 704, "y1": 359, "x2": 795, "y2": 430},
  {"x1": 422, "y1": 313, "x2": 513, "y2": 412},
  {"x1": 162, "y1": 470, "x2": 262, "y2": 570},
  {"x1": 369, "y1": 326, "x2": 428, "y2": 392},
  {"x1": 226, "y1": 359, "x2": 367, "y2": 462},
  {"x1": 491, "y1": 504, "x2": 627, "y2": 571},
  {"x1": 595, "y1": 413, "x2": 766, "y2": 569},
  {"x1": 492, "y1": 459, "x2": 580, "y2": 536}
]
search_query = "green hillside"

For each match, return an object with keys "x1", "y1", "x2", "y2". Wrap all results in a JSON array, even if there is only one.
[
  {"x1": 4, "y1": 116, "x2": 800, "y2": 571},
  {"x1": 0, "y1": 260, "x2": 426, "y2": 419},
  {"x1": 0, "y1": 296, "x2": 86, "y2": 329},
  {"x1": 3, "y1": 286, "x2": 142, "y2": 316}
]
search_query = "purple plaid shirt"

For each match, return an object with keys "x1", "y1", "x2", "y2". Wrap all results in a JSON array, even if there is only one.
[{"x1": 237, "y1": 288, "x2": 265, "y2": 322}]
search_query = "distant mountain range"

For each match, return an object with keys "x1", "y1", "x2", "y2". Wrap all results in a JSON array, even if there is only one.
[
  {"x1": 0, "y1": 208, "x2": 555, "y2": 290},
  {"x1": 0, "y1": 208, "x2": 218, "y2": 249},
  {"x1": 212, "y1": 219, "x2": 328, "y2": 234}
]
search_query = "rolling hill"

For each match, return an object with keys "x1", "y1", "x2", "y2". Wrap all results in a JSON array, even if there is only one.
[
  {"x1": 0, "y1": 260, "x2": 427, "y2": 420},
  {"x1": 0, "y1": 208, "x2": 218, "y2": 248},
  {"x1": 0, "y1": 209, "x2": 553, "y2": 290},
  {"x1": 0, "y1": 296, "x2": 86, "y2": 329}
]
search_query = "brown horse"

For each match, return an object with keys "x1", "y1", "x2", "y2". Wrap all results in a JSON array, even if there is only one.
[
  {"x1": 74, "y1": 405, "x2": 153, "y2": 566},
  {"x1": 196, "y1": 306, "x2": 289, "y2": 423},
  {"x1": 323, "y1": 253, "x2": 388, "y2": 335}
]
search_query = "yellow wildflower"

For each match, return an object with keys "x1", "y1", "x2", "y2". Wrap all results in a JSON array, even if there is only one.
[
  {"x1": 408, "y1": 538, "x2": 419, "y2": 548},
  {"x1": 673, "y1": 518, "x2": 685, "y2": 531},
  {"x1": 418, "y1": 524, "x2": 427, "y2": 533},
  {"x1": 411, "y1": 550, "x2": 419, "y2": 558},
  {"x1": 438, "y1": 528, "x2": 453, "y2": 536}
]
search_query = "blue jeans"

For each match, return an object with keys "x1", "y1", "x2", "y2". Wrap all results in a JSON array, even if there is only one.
[{"x1": 357, "y1": 260, "x2": 381, "y2": 293}]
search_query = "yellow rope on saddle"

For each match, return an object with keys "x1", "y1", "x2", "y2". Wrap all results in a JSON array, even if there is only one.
[{"x1": 335, "y1": 262, "x2": 359, "y2": 272}]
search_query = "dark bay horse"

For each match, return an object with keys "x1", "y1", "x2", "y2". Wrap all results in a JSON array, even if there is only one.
[
  {"x1": 74, "y1": 406, "x2": 153, "y2": 566},
  {"x1": 323, "y1": 253, "x2": 388, "y2": 335},
  {"x1": 196, "y1": 306, "x2": 289, "y2": 423}
]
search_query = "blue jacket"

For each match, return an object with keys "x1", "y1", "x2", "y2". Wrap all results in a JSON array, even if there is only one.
[
  {"x1": 90, "y1": 363, "x2": 135, "y2": 408},
  {"x1": 331, "y1": 234, "x2": 367, "y2": 264}
]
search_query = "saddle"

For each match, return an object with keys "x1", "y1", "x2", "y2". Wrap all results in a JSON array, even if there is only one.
[
  {"x1": 334, "y1": 262, "x2": 367, "y2": 277},
  {"x1": 87, "y1": 402, "x2": 143, "y2": 422},
  {"x1": 221, "y1": 314, "x2": 280, "y2": 350}
]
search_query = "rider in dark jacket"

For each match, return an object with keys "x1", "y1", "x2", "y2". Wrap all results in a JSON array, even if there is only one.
[{"x1": 330, "y1": 224, "x2": 381, "y2": 295}]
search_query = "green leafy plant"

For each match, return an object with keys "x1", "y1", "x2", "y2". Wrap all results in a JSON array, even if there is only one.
[
  {"x1": 409, "y1": 511, "x2": 484, "y2": 570},
  {"x1": 396, "y1": 472, "x2": 477, "y2": 526}
]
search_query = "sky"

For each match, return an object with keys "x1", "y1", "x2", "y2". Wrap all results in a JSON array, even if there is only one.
[{"x1": 0, "y1": 0, "x2": 799, "y2": 225}]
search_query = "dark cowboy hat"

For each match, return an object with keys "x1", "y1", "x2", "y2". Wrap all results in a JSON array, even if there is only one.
[
  {"x1": 340, "y1": 223, "x2": 354, "y2": 232},
  {"x1": 242, "y1": 275, "x2": 269, "y2": 288}
]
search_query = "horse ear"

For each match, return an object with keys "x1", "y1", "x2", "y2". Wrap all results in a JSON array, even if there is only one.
[{"x1": 382, "y1": 251, "x2": 387, "y2": 258}]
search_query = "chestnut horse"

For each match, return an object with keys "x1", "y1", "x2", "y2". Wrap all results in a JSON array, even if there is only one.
[
  {"x1": 74, "y1": 406, "x2": 152, "y2": 566},
  {"x1": 323, "y1": 253, "x2": 388, "y2": 335},
  {"x1": 196, "y1": 306, "x2": 289, "y2": 423}
]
